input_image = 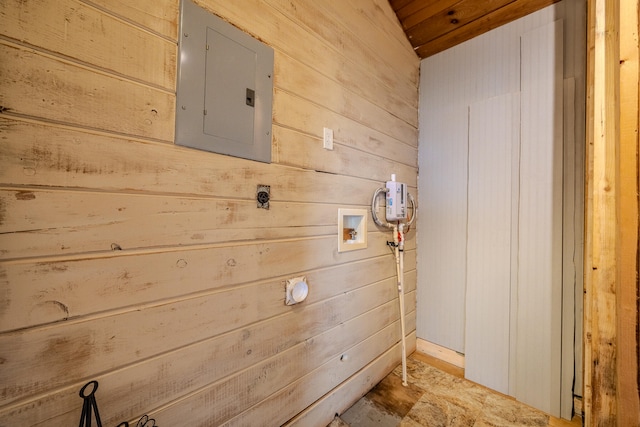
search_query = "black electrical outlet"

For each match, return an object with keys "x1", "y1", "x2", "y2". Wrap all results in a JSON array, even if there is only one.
[{"x1": 257, "y1": 185, "x2": 270, "y2": 209}]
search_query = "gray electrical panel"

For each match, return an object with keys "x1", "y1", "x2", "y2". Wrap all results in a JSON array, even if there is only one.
[{"x1": 176, "y1": 0, "x2": 274, "y2": 163}]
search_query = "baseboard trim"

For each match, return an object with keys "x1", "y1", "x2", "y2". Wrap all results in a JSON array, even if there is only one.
[{"x1": 416, "y1": 338, "x2": 465, "y2": 369}]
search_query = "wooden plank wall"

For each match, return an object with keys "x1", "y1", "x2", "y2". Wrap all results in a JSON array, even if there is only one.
[
  {"x1": 0, "y1": 1, "x2": 419, "y2": 425},
  {"x1": 584, "y1": 0, "x2": 640, "y2": 424},
  {"x1": 616, "y1": 0, "x2": 640, "y2": 422}
]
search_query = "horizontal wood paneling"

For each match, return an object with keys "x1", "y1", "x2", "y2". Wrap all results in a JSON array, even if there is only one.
[
  {"x1": 0, "y1": 0, "x2": 177, "y2": 90},
  {"x1": 0, "y1": 238, "x2": 415, "y2": 332},
  {"x1": 196, "y1": 0, "x2": 418, "y2": 105},
  {"x1": 274, "y1": 52, "x2": 417, "y2": 144},
  {"x1": 272, "y1": 89, "x2": 418, "y2": 168},
  {"x1": 285, "y1": 333, "x2": 418, "y2": 427},
  {"x1": 0, "y1": 45, "x2": 175, "y2": 142},
  {"x1": 224, "y1": 318, "x2": 416, "y2": 427},
  {"x1": 80, "y1": 0, "x2": 179, "y2": 40},
  {"x1": 274, "y1": 127, "x2": 417, "y2": 184},
  {"x1": 0, "y1": 0, "x2": 419, "y2": 425},
  {"x1": 268, "y1": 0, "x2": 418, "y2": 110},
  {"x1": 0, "y1": 188, "x2": 338, "y2": 260},
  {"x1": 0, "y1": 186, "x2": 416, "y2": 262},
  {"x1": 326, "y1": 0, "x2": 419, "y2": 73},
  {"x1": 0, "y1": 118, "x2": 401, "y2": 203},
  {"x1": 1, "y1": 286, "x2": 416, "y2": 424}
]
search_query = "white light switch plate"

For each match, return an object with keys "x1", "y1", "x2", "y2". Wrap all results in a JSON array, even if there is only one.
[{"x1": 323, "y1": 127, "x2": 333, "y2": 150}]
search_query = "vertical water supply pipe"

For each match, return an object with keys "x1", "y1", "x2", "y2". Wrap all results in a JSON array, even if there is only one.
[
  {"x1": 396, "y1": 222, "x2": 408, "y2": 386},
  {"x1": 371, "y1": 185, "x2": 416, "y2": 387}
]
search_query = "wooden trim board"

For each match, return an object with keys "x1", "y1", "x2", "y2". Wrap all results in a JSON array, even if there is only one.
[{"x1": 416, "y1": 338, "x2": 465, "y2": 369}]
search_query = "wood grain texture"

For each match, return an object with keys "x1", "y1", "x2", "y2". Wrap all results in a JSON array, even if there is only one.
[
  {"x1": 0, "y1": 237, "x2": 415, "y2": 332},
  {"x1": 1, "y1": 293, "x2": 415, "y2": 425},
  {"x1": 616, "y1": 0, "x2": 640, "y2": 423},
  {"x1": 0, "y1": 118, "x2": 399, "y2": 204},
  {"x1": 349, "y1": 0, "x2": 419, "y2": 61},
  {"x1": 80, "y1": 0, "x2": 179, "y2": 40},
  {"x1": 221, "y1": 316, "x2": 416, "y2": 427},
  {"x1": 413, "y1": 0, "x2": 560, "y2": 58},
  {"x1": 0, "y1": 187, "x2": 337, "y2": 260},
  {"x1": 284, "y1": 336, "x2": 417, "y2": 427},
  {"x1": 0, "y1": 0, "x2": 177, "y2": 90},
  {"x1": 584, "y1": 0, "x2": 620, "y2": 425},
  {"x1": 397, "y1": 0, "x2": 460, "y2": 28},
  {"x1": 0, "y1": 0, "x2": 419, "y2": 424},
  {"x1": 194, "y1": 0, "x2": 419, "y2": 108},
  {"x1": 266, "y1": 0, "x2": 419, "y2": 115},
  {"x1": 274, "y1": 52, "x2": 417, "y2": 144},
  {"x1": 274, "y1": 127, "x2": 416, "y2": 185},
  {"x1": 415, "y1": 338, "x2": 464, "y2": 369},
  {"x1": 0, "y1": 43, "x2": 175, "y2": 142},
  {"x1": 406, "y1": 0, "x2": 515, "y2": 46},
  {"x1": 273, "y1": 89, "x2": 418, "y2": 168},
  {"x1": 390, "y1": 0, "x2": 560, "y2": 58}
]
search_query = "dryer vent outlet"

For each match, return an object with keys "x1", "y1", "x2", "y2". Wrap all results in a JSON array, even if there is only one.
[{"x1": 285, "y1": 277, "x2": 309, "y2": 305}]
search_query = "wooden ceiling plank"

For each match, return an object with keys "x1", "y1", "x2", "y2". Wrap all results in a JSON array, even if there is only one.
[
  {"x1": 406, "y1": 0, "x2": 516, "y2": 47},
  {"x1": 389, "y1": 0, "x2": 416, "y2": 14},
  {"x1": 401, "y1": 0, "x2": 461, "y2": 30},
  {"x1": 414, "y1": 0, "x2": 560, "y2": 58}
]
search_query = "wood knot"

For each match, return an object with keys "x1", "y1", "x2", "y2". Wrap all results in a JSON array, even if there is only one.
[{"x1": 15, "y1": 191, "x2": 36, "y2": 200}]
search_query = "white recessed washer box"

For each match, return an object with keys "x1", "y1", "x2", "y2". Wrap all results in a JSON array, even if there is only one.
[{"x1": 338, "y1": 208, "x2": 367, "y2": 252}]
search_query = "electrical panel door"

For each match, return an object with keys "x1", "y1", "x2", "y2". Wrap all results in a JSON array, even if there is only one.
[{"x1": 176, "y1": 0, "x2": 274, "y2": 163}]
